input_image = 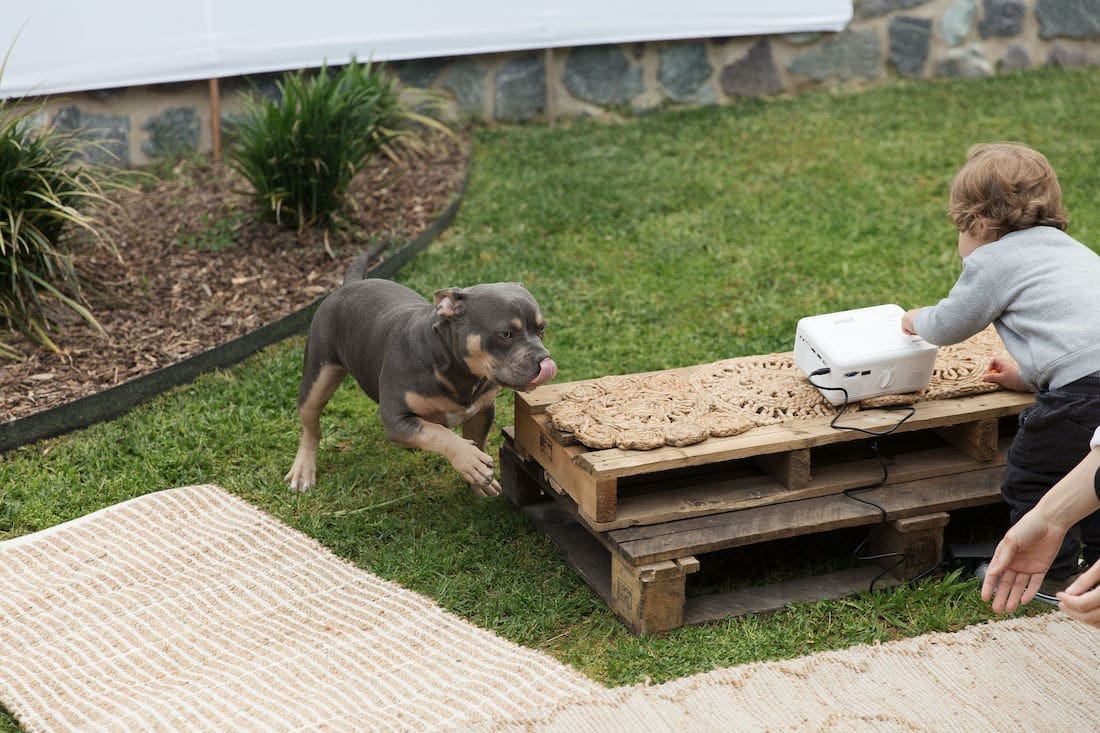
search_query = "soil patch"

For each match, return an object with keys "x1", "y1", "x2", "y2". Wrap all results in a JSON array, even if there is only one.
[{"x1": 1, "y1": 135, "x2": 468, "y2": 423}]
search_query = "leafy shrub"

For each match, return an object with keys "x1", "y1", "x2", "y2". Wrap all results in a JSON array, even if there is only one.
[
  {"x1": 0, "y1": 99, "x2": 121, "y2": 359},
  {"x1": 372, "y1": 85, "x2": 455, "y2": 165},
  {"x1": 229, "y1": 58, "x2": 447, "y2": 233}
]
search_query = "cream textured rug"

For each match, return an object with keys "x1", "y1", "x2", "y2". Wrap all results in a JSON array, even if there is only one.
[
  {"x1": 2, "y1": 484, "x2": 1098, "y2": 732},
  {"x1": 0, "y1": 485, "x2": 601, "y2": 732},
  {"x1": 481, "y1": 612, "x2": 1100, "y2": 731}
]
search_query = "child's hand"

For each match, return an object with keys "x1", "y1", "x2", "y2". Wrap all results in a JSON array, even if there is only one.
[
  {"x1": 983, "y1": 357, "x2": 1029, "y2": 391},
  {"x1": 901, "y1": 308, "x2": 920, "y2": 335}
]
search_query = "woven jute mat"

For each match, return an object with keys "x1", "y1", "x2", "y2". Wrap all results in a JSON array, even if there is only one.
[
  {"x1": 479, "y1": 612, "x2": 1100, "y2": 732},
  {"x1": 0, "y1": 485, "x2": 601, "y2": 732},
  {"x1": 3, "y1": 484, "x2": 1098, "y2": 731},
  {"x1": 549, "y1": 328, "x2": 1007, "y2": 451}
]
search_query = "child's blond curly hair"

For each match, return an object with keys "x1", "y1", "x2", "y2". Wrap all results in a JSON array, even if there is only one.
[{"x1": 948, "y1": 142, "x2": 1068, "y2": 240}]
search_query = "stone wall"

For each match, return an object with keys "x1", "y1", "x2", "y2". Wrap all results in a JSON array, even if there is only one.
[{"x1": 18, "y1": 0, "x2": 1100, "y2": 167}]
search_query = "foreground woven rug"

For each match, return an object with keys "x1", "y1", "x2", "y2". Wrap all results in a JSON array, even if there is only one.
[{"x1": 2, "y1": 485, "x2": 1098, "y2": 731}]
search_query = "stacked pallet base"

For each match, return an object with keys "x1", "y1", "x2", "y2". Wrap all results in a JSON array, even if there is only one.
[{"x1": 501, "y1": 364, "x2": 1034, "y2": 635}]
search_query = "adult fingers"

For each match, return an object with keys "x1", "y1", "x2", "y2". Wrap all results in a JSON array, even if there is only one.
[
  {"x1": 1065, "y1": 560, "x2": 1100, "y2": 595},
  {"x1": 1058, "y1": 588, "x2": 1100, "y2": 629}
]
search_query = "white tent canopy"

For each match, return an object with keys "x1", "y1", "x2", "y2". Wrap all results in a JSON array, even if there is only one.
[{"x1": 1, "y1": 1, "x2": 852, "y2": 99}]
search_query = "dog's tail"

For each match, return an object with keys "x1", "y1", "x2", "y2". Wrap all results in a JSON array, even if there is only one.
[{"x1": 342, "y1": 254, "x2": 373, "y2": 285}]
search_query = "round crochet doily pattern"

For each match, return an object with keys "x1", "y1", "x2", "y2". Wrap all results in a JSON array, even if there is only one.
[
  {"x1": 548, "y1": 327, "x2": 1007, "y2": 451},
  {"x1": 545, "y1": 373, "x2": 717, "y2": 450}
]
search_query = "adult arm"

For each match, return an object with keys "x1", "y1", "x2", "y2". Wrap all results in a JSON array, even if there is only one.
[{"x1": 981, "y1": 432, "x2": 1100, "y2": 613}]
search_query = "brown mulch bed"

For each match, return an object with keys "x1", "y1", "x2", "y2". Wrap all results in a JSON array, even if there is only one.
[{"x1": 1, "y1": 135, "x2": 468, "y2": 424}]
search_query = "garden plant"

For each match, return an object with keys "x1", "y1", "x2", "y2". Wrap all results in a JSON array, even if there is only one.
[
  {"x1": 0, "y1": 83, "x2": 124, "y2": 359},
  {"x1": 228, "y1": 58, "x2": 451, "y2": 234}
]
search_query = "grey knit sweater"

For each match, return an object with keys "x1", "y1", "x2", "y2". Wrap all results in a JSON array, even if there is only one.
[{"x1": 913, "y1": 226, "x2": 1100, "y2": 391}]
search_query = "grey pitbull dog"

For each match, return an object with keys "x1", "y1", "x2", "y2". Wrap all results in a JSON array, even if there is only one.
[{"x1": 286, "y1": 262, "x2": 557, "y2": 496}]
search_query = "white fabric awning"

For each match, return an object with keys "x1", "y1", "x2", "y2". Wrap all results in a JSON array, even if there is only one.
[{"x1": 1, "y1": 1, "x2": 851, "y2": 98}]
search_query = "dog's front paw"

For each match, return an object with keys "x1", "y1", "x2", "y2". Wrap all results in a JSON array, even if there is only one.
[
  {"x1": 285, "y1": 460, "x2": 317, "y2": 493},
  {"x1": 450, "y1": 443, "x2": 496, "y2": 493},
  {"x1": 286, "y1": 441, "x2": 320, "y2": 492}
]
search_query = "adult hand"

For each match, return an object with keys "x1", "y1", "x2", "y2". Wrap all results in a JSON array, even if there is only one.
[
  {"x1": 981, "y1": 510, "x2": 1065, "y2": 613},
  {"x1": 1058, "y1": 561, "x2": 1100, "y2": 629}
]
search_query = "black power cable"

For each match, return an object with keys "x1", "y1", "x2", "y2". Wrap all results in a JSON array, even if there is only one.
[
  {"x1": 806, "y1": 367, "x2": 939, "y2": 590},
  {"x1": 806, "y1": 367, "x2": 917, "y2": 436}
]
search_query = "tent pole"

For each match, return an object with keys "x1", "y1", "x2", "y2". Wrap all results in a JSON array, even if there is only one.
[
  {"x1": 208, "y1": 78, "x2": 222, "y2": 162},
  {"x1": 544, "y1": 48, "x2": 556, "y2": 127}
]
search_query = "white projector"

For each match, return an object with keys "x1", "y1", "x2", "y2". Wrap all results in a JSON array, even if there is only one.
[{"x1": 793, "y1": 304, "x2": 939, "y2": 405}]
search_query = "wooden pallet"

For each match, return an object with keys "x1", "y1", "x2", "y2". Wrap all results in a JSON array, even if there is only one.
[
  {"x1": 502, "y1": 432, "x2": 1009, "y2": 635},
  {"x1": 503, "y1": 364, "x2": 1033, "y2": 635},
  {"x1": 514, "y1": 366, "x2": 1034, "y2": 532}
]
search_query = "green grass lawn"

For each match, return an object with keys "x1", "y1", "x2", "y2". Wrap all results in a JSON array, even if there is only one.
[{"x1": 4, "y1": 65, "x2": 1096, "y2": 726}]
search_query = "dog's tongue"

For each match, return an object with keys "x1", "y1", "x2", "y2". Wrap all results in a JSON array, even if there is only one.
[{"x1": 523, "y1": 357, "x2": 558, "y2": 391}]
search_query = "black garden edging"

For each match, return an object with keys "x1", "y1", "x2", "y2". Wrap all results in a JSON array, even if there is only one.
[{"x1": 0, "y1": 165, "x2": 469, "y2": 455}]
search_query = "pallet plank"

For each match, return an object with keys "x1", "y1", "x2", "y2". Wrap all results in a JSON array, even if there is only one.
[
  {"x1": 573, "y1": 392, "x2": 1031, "y2": 479},
  {"x1": 578, "y1": 438, "x2": 1009, "y2": 531},
  {"x1": 515, "y1": 398, "x2": 618, "y2": 522},
  {"x1": 683, "y1": 567, "x2": 904, "y2": 623},
  {"x1": 609, "y1": 467, "x2": 1004, "y2": 566}
]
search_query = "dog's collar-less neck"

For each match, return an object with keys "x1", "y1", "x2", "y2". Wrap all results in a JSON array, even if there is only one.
[{"x1": 432, "y1": 321, "x2": 495, "y2": 393}]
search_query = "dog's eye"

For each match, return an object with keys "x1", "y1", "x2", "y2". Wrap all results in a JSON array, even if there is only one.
[
  {"x1": 498, "y1": 330, "x2": 513, "y2": 340},
  {"x1": 536, "y1": 324, "x2": 546, "y2": 337}
]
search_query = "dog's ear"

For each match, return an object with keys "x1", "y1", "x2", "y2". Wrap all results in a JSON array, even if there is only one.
[{"x1": 433, "y1": 288, "x2": 467, "y2": 318}]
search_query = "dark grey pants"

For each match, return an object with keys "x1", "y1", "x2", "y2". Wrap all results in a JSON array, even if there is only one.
[{"x1": 1002, "y1": 375, "x2": 1100, "y2": 578}]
